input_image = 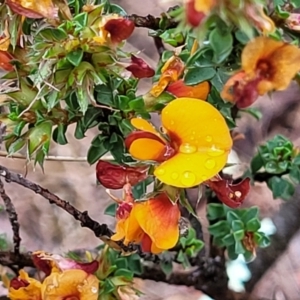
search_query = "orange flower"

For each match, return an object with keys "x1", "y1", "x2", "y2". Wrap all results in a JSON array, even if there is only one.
[
  {"x1": 9, "y1": 270, "x2": 42, "y2": 300},
  {"x1": 41, "y1": 269, "x2": 99, "y2": 300},
  {"x1": 6, "y1": 0, "x2": 57, "y2": 19},
  {"x1": 166, "y1": 79, "x2": 210, "y2": 99},
  {"x1": 0, "y1": 50, "x2": 14, "y2": 71},
  {"x1": 221, "y1": 37, "x2": 300, "y2": 108},
  {"x1": 111, "y1": 193, "x2": 181, "y2": 253},
  {"x1": 150, "y1": 55, "x2": 185, "y2": 97},
  {"x1": 125, "y1": 98, "x2": 232, "y2": 188}
]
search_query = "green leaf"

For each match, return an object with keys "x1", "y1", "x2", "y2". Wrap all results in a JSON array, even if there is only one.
[
  {"x1": 8, "y1": 138, "x2": 26, "y2": 155},
  {"x1": 53, "y1": 124, "x2": 68, "y2": 145},
  {"x1": 208, "y1": 220, "x2": 230, "y2": 237},
  {"x1": 207, "y1": 203, "x2": 225, "y2": 220},
  {"x1": 235, "y1": 30, "x2": 250, "y2": 45},
  {"x1": 241, "y1": 107, "x2": 263, "y2": 120},
  {"x1": 104, "y1": 203, "x2": 117, "y2": 217},
  {"x1": 267, "y1": 176, "x2": 295, "y2": 200},
  {"x1": 114, "y1": 269, "x2": 133, "y2": 280},
  {"x1": 231, "y1": 220, "x2": 244, "y2": 232},
  {"x1": 233, "y1": 230, "x2": 245, "y2": 241},
  {"x1": 28, "y1": 121, "x2": 52, "y2": 155},
  {"x1": 291, "y1": 0, "x2": 300, "y2": 7},
  {"x1": 66, "y1": 49, "x2": 84, "y2": 67},
  {"x1": 75, "y1": 120, "x2": 85, "y2": 139},
  {"x1": 87, "y1": 144, "x2": 109, "y2": 165},
  {"x1": 250, "y1": 154, "x2": 264, "y2": 173},
  {"x1": 241, "y1": 207, "x2": 259, "y2": 224},
  {"x1": 246, "y1": 218, "x2": 261, "y2": 232},
  {"x1": 227, "y1": 244, "x2": 238, "y2": 260},
  {"x1": 226, "y1": 211, "x2": 240, "y2": 223},
  {"x1": 209, "y1": 28, "x2": 233, "y2": 63},
  {"x1": 96, "y1": 84, "x2": 114, "y2": 106},
  {"x1": 184, "y1": 67, "x2": 216, "y2": 85},
  {"x1": 289, "y1": 165, "x2": 300, "y2": 184},
  {"x1": 235, "y1": 240, "x2": 245, "y2": 254},
  {"x1": 160, "y1": 260, "x2": 173, "y2": 276},
  {"x1": 222, "y1": 233, "x2": 235, "y2": 246}
]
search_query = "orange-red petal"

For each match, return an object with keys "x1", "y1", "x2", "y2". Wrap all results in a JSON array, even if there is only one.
[
  {"x1": 155, "y1": 98, "x2": 232, "y2": 187},
  {"x1": 133, "y1": 193, "x2": 180, "y2": 250}
]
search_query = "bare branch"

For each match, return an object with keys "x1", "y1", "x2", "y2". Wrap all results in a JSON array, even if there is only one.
[
  {"x1": 0, "y1": 178, "x2": 21, "y2": 256},
  {"x1": 0, "y1": 164, "x2": 134, "y2": 252}
]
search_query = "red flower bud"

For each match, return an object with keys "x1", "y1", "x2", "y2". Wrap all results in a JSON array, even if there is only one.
[
  {"x1": 207, "y1": 177, "x2": 250, "y2": 208},
  {"x1": 96, "y1": 160, "x2": 148, "y2": 189},
  {"x1": 186, "y1": 0, "x2": 206, "y2": 27},
  {"x1": 116, "y1": 202, "x2": 133, "y2": 220},
  {"x1": 104, "y1": 18, "x2": 135, "y2": 44},
  {"x1": 10, "y1": 278, "x2": 29, "y2": 290},
  {"x1": 0, "y1": 51, "x2": 14, "y2": 71},
  {"x1": 126, "y1": 55, "x2": 155, "y2": 79}
]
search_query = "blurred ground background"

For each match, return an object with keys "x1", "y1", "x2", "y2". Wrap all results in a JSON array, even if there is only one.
[{"x1": 1, "y1": 1, "x2": 300, "y2": 299}]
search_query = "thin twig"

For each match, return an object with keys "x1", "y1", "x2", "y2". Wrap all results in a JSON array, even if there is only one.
[
  {"x1": 0, "y1": 178, "x2": 21, "y2": 256},
  {"x1": 153, "y1": 37, "x2": 166, "y2": 58},
  {"x1": 0, "y1": 164, "x2": 133, "y2": 252},
  {"x1": 0, "y1": 151, "x2": 114, "y2": 162}
]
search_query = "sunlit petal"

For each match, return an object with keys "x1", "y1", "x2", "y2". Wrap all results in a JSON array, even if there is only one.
[
  {"x1": 134, "y1": 193, "x2": 180, "y2": 249},
  {"x1": 41, "y1": 270, "x2": 98, "y2": 300},
  {"x1": 129, "y1": 138, "x2": 167, "y2": 161},
  {"x1": 154, "y1": 151, "x2": 229, "y2": 187},
  {"x1": 131, "y1": 118, "x2": 159, "y2": 134}
]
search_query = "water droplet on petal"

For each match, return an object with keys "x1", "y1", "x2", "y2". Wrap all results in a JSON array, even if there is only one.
[
  {"x1": 171, "y1": 172, "x2": 179, "y2": 179},
  {"x1": 207, "y1": 146, "x2": 225, "y2": 157},
  {"x1": 91, "y1": 286, "x2": 98, "y2": 294},
  {"x1": 206, "y1": 136, "x2": 212, "y2": 142},
  {"x1": 156, "y1": 168, "x2": 165, "y2": 175},
  {"x1": 179, "y1": 143, "x2": 197, "y2": 154},
  {"x1": 181, "y1": 171, "x2": 196, "y2": 187},
  {"x1": 170, "y1": 120, "x2": 175, "y2": 125},
  {"x1": 205, "y1": 159, "x2": 216, "y2": 169}
]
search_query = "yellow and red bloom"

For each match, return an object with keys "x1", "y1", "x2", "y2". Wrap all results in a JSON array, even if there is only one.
[
  {"x1": 166, "y1": 79, "x2": 210, "y2": 99},
  {"x1": 111, "y1": 192, "x2": 181, "y2": 253},
  {"x1": 6, "y1": 0, "x2": 57, "y2": 19},
  {"x1": 93, "y1": 15, "x2": 135, "y2": 45},
  {"x1": 41, "y1": 269, "x2": 99, "y2": 300},
  {"x1": 185, "y1": 0, "x2": 216, "y2": 27},
  {"x1": 221, "y1": 37, "x2": 300, "y2": 108},
  {"x1": 125, "y1": 98, "x2": 232, "y2": 188},
  {"x1": 150, "y1": 55, "x2": 185, "y2": 97},
  {"x1": 9, "y1": 270, "x2": 42, "y2": 300}
]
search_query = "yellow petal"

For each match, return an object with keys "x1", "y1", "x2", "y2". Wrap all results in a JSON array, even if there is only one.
[
  {"x1": 41, "y1": 270, "x2": 98, "y2": 300},
  {"x1": 129, "y1": 138, "x2": 167, "y2": 161},
  {"x1": 155, "y1": 151, "x2": 229, "y2": 188},
  {"x1": 156, "y1": 97, "x2": 232, "y2": 187},
  {"x1": 131, "y1": 118, "x2": 159, "y2": 135}
]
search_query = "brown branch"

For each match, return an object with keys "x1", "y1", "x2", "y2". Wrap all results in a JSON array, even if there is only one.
[
  {"x1": 0, "y1": 251, "x2": 34, "y2": 268},
  {"x1": 0, "y1": 164, "x2": 135, "y2": 253},
  {"x1": 0, "y1": 178, "x2": 21, "y2": 256}
]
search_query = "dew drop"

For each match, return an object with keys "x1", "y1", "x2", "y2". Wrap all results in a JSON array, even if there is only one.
[
  {"x1": 207, "y1": 146, "x2": 225, "y2": 157},
  {"x1": 171, "y1": 172, "x2": 179, "y2": 179},
  {"x1": 205, "y1": 159, "x2": 216, "y2": 169},
  {"x1": 91, "y1": 286, "x2": 98, "y2": 294},
  {"x1": 181, "y1": 171, "x2": 196, "y2": 187},
  {"x1": 205, "y1": 136, "x2": 212, "y2": 142},
  {"x1": 156, "y1": 168, "x2": 165, "y2": 175},
  {"x1": 170, "y1": 120, "x2": 175, "y2": 126},
  {"x1": 179, "y1": 143, "x2": 197, "y2": 154}
]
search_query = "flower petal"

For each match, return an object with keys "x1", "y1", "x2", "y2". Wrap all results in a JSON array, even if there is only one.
[
  {"x1": 134, "y1": 193, "x2": 180, "y2": 249},
  {"x1": 267, "y1": 43, "x2": 300, "y2": 91},
  {"x1": 166, "y1": 79, "x2": 210, "y2": 99},
  {"x1": 131, "y1": 118, "x2": 159, "y2": 135},
  {"x1": 129, "y1": 138, "x2": 168, "y2": 161},
  {"x1": 41, "y1": 270, "x2": 99, "y2": 300},
  {"x1": 155, "y1": 152, "x2": 229, "y2": 187},
  {"x1": 96, "y1": 160, "x2": 148, "y2": 189},
  {"x1": 126, "y1": 55, "x2": 155, "y2": 79},
  {"x1": 207, "y1": 177, "x2": 251, "y2": 208},
  {"x1": 241, "y1": 37, "x2": 283, "y2": 77},
  {"x1": 9, "y1": 270, "x2": 42, "y2": 300},
  {"x1": 104, "y1": 18, "x2": 135, "y2": 44}
]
